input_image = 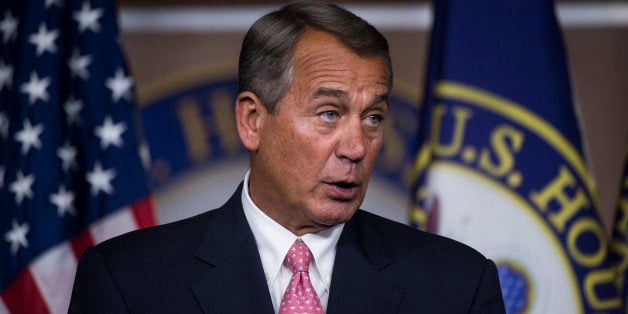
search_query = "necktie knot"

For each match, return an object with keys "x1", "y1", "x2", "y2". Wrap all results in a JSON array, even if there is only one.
[{"x1": 283, "y1": 240, "x2": 311, "y2": 274}]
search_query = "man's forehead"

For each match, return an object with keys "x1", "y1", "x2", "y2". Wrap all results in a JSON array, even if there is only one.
[{"x1": 292, "y1": 30, "x2": 388, "y2": 76}]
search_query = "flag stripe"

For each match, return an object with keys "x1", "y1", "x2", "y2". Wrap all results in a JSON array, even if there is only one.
[
  {"x1": 0, "y1": 202, "x2": 152, "y2": 313},
  {"x1": 30, "y1": 243, "x2": 77, "y2": 314},
  {"x1": 0, "y1": 299, "x2": 9, "y2": 314},
  {"x1": 131, "y1": 197, "x2": 157, "y2": 229},
  {"x1": 70, "y1": 230, "x2": 94, "y2": 263},
  {"x1": 1, "y1": 270, "x2": 50, "y2": 314},
  {"x1": 89, "y1": 208, "x2": 138, "y2": 244}
]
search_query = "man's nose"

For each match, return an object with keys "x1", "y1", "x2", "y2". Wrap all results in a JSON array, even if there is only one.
[{"x1": 335, "y1": 119, "x2": 367, "y2": 163}]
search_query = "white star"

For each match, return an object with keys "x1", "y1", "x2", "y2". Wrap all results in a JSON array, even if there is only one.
[
  {"x1": 73, "y1": 2, "x2": 103, "y2": 33},
  {"x1": 0, "y1": 11, "x2": 18, "y2": 44},
  {"x1": 50, "y1": 185, "x2": 76, "y2": 217},
  {"x1": 57, "y1": 141, "x2": 78, "y2": 172},
  {"x1": 28, "y1": 23, "x2": 59, "y2": 56},
  {"x1": 9, "y1": 171, "x2": 35, "y2": 205},
  {"x1": 4, "y1": 220, "x2": 29, "y2": 255},
  {"x1": 20, "y1": 71, "x2": 51, "y2": 105},
  {"x1": 95, "y1": 116, "x2": 126, "y2": 149},
  {"x1": 68, "y1": 49, "x2": 92, "y2": 80},
  {"x1": 64, "y1": 96, "x2": 83, "y2": 125},
  {"x1": 0, "y1": 59, "x2": 12, "y2": 90},
  {"x1": 86, "y1": 162, "x2": 116, "y2": 196},
  {"x1": 105, "y1": 68, "x2": 133, "y2": 103},
  {"x1": 45, "y1": 0, "x2": 64, "y2": 9},
  {"x1": 0, "y1": 111, "x2": 9, "y2": 140},
  {"x1": 15, "y1": 120, "x2": 44, "y2": 155}
]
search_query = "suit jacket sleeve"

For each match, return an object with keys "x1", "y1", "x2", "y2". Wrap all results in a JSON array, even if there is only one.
[
  {"x1": 471, "y1": 259, "x2": 505, "y2": 313},
  {"x1": 69, "y1": 246, "x2": 129, "y2": 313}
]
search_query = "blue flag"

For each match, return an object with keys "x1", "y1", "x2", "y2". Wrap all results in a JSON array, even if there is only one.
[
  {"x1": 411, "y1": 0, "x2": 621, "y2": 312},
  {"x1": 0, "y1": 0, "x2": 155, "y2": 312}
]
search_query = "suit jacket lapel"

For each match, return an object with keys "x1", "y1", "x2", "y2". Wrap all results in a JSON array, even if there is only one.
[
  {"x1": 327, "y1": 211, "x2": 405, "y2": 313},
  {"x1": 190, "y1": 185, "x2": 274, "y2": 314}
]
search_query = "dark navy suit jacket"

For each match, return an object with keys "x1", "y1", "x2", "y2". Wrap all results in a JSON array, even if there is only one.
[{"x1": 69, "y1": 184, "x2": 505, "y2": 313}]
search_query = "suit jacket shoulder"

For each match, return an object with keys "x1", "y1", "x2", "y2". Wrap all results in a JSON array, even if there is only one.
[
  {"x1": 69, "y1": 186, "x2": 274, "y2": 314},
  {"x1": 327, "y1": 210, "x2": 505, "y2": 314},
  {"x1": 354, "y1": 209, "x2": 486, "y2": 265}
]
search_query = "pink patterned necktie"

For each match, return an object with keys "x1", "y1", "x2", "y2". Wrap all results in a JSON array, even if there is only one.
[{"x1": 278, "y1": 240, "x2": 324, "y2": 314}]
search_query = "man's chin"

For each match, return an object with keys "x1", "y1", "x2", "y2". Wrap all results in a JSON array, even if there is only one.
[{"x1": 313, "y1": 203, "x2": 360, "y2": 226}]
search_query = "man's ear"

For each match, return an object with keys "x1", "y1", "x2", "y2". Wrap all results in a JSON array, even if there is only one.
[{"x1": 235, "y1": 91, "x2": 266, "y2": 152}]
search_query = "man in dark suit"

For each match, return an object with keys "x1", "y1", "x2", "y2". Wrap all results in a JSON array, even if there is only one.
[{"x1": 69, "y1": 2, "x2": 505, "y2": 313}]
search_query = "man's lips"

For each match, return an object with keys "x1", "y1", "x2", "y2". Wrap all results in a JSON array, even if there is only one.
[{"x1": 325, "y1": 181, "x2": 360, "y2": 200}]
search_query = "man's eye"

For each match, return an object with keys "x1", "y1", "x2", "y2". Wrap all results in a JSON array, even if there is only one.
[
  {"x1": 320, "y1": 111, "x2": 339, "y2": 121},
  {"x1": 365, "y1": 114, "x2": 384, "y2": 126}
]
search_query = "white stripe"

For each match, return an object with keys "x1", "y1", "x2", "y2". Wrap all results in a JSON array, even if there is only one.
[
  {"x1": 0, "y1": 299, "x2": 9, "y2": 314},
  {"x1": 557, "y1": 2, "x2": 628, "y2": 27},
  {"x1": 344, "y1": 3, "x2": 432, "y2": 30},
  {"x1": 119, "y1": 2, "x2": 628, "y2": 33},
  {"x1": 120, "y1": 5, "x2": 279, "y2": 32},
  {"x1": 89, "y1": 207, "x2": 138, "y2": 244},
  {"x1": 30, "y1": 242, "x2": 78, "y2": 314}
]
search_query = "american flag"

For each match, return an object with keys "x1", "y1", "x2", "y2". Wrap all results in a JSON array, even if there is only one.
[{"x1": 0, "y1": 0, "x2": 156, "y2": 313}]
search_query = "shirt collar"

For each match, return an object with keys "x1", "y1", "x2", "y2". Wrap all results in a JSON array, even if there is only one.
[{"x1": 241, "y1": 170, "x2": 344, "y2": 285}]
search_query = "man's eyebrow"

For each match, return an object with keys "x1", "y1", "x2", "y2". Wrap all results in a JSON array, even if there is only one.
[
  {"x1": 311, "y1": 88, "x2": 348, "y2": 101},
  {"x1": 370, "y1": 93, "x2": 389, "y2": 107},
  {"x1": 310, "y1": 88, "x2": 389, "y2": 107}
]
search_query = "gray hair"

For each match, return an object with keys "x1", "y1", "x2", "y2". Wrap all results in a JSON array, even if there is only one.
[{"x1": 238, "y1": 1, "x2": 392, "y2": 114}]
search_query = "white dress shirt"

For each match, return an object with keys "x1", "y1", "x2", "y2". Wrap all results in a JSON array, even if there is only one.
[{"x1": 241, "y1": 171, "x2": 344, "y2": 313}]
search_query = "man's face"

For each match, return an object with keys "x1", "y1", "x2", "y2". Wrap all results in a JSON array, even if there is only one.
[{"x1": 247, "y1": 30, "x2": 389, "y2": 235}]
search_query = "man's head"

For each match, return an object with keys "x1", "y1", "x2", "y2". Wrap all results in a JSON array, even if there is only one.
[
  {"x1": 238, "y1": 1, "x2": 392, "y2": 113},
  {"x1": 236, "y1": 1, "x2": 391, "y2": 236}
]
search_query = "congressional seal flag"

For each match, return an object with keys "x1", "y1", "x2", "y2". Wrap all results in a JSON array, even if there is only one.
[
  {"x1": 411, "y1": 0, "x2": 621, "y2": 313},
  {"x1": 0, "y1": 0, "x2": 156, "y2": 313}
]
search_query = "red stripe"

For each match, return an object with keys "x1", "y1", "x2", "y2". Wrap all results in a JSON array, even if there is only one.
[
  {"x1": 70, "y1": 229, "x2": 95, "y2": 260},
  {"x1": 131, "y1": 197, "x2": 157, "y2": 229},
  {"x1": 1, "y1": 269, "x2": 50, "y2": 314}
]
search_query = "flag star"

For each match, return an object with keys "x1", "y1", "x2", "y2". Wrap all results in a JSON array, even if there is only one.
[
  {"x1": 9, "y1": 171, "x2": 35, "y2": 205},
  {"x1": 106, "y1": 68, "x2": 133, "y2": 103},
  {"x1": 68, "y1": 49, "x2": 92, "y2": 80},
  {"x1": 15, "y1": 120, "x2": 44, "y2": 155},
  {"x1": 86, "y1": 162, "x2": 116, "y2": 195},
  {"x1": 45, "y1": 0, "x2": 64, "y2": 9},
  {"x1": 95, "y1": 116, "x2": 126, "y2": 149},
  {"x1": 64, "y1": 96, "x2": 83, "y2": 125},
  {"x1": 73, "y1": 1, "x2": 104, "y2": 33},
  {"x1": 28, "y1": 23, "x2": 59, "y2": 56},
  {"x1": 0, "y1": 11, "x2": 18, "y2": 43},
  {"x1": 0, "y1": 60, "x2": 13, "y2": 90},
  {"x1": 50, "y1": 185, "x2": 76, "y2": 217},
  {"x1": 4, "y1": 220, "x2": 29, "y2": 255},
  {"x1": 57, "y1": 142, "x2": 77, "y2": 171},
  {"x1": 20, "y1": 71, "x2": 51, "y2": 105},
  {"x1": 0, "y1": 111, "x2": 9, "y2": 139}
]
